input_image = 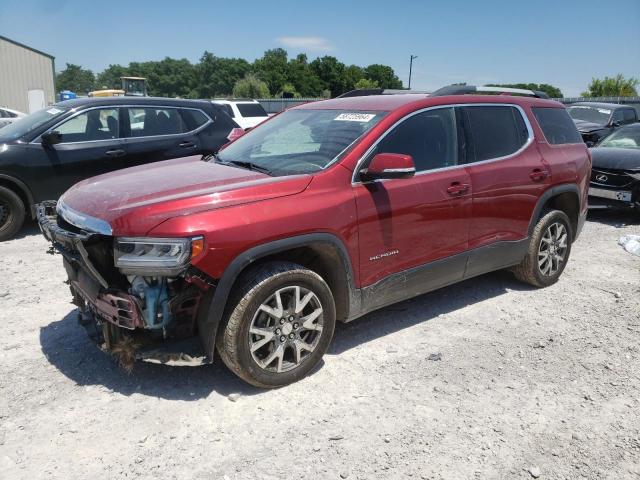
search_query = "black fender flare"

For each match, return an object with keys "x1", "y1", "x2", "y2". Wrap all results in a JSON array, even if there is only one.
[
  {"x1": 0, "y1": 174, "x2": 34, "y2": 215},
  {"x1": 198, "y1": 232, "x2": 359, "y2": 361},
  {"x1": 527, "y1": 183, "x2": 581, "y2": 237}
]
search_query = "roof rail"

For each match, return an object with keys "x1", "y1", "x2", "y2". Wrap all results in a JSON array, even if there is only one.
[
  {"x1": 430, "y1": 85, "x2": 549, "y2": 99},
  {"x1": 337, "y1": 88, "x2": 430, "y2": 98}
]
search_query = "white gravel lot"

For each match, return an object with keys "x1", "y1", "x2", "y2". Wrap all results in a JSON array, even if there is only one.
[{"x1": 0, "y1": 211, "x2": 639, "y2": 480}]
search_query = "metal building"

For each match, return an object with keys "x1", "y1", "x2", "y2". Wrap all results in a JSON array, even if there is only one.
[{"x1": 0, "y1": 35, "x2": 55, "y2": 114}]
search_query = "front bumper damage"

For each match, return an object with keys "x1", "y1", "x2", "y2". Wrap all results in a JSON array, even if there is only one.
[{"x1": 37, "y1": 201, "x2": 216, "y2": 368}]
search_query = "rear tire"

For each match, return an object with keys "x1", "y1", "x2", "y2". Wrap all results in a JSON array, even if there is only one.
[
  {"x1": 514, "y1": 210, "x2": 572, "y2": 288},
  {"x1": 216, "y1": 262, "x2": 336, "y2": 388},
  {"x1": 0, "y1": 186, "x2": 26, "y2": 242}
]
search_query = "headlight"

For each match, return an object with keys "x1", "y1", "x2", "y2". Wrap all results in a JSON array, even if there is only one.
[{"x1": 114, "y1": 236, "x2": 203, "y2": 275}]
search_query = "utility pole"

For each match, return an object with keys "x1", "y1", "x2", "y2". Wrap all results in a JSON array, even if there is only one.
[{"x1": 408, "y1": 55, "x2": 418, "y2": 90}]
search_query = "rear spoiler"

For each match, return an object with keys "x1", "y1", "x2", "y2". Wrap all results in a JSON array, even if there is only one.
[{"x1": 430, "y1": 85, "x2": 549, "y2": 99}]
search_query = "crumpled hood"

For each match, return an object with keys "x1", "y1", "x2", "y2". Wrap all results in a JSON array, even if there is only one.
[
  {"x1": 591, "y1": 147, "x2": 640, "y2": 171},
  {"x1": 573, "y1": 119, "x2": 606, "y2": 133},
  {"x1": 60, "y1": 156, "x2": 312, "y2": 235}
]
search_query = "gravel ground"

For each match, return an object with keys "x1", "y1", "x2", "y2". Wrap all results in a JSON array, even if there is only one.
[{"x1": 1, "y1": 211, "x2": 639, "y2": 480}]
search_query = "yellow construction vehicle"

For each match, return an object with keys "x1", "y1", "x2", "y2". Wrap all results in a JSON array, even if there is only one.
[{"x1": 89, "y1": 77, "x2": 148, "y2": 98}]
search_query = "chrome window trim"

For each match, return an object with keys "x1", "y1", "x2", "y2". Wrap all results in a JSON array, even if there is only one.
[
  {"x1": 31, "y1": 105, "x2": 213, "y2": 145},
  {"x1": 351, "y1": 103, "x2": 534, "y2": 185},
  {"x1": 56, "y1": 198, "x2": 113, "y2": 235}
]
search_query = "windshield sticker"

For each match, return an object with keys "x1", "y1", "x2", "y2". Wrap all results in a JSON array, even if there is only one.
[
  {"x1": 597, "y1": 109, "x2": 612, "y2": 114},
  {"x1": 334, "y1": 113, "x2": 376, "y2": 122},
  {"x1": 46, "y1": 108, "x2": 63, "y2": 115}
]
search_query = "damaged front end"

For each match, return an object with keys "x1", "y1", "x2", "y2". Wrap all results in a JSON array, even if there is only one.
[{"x1": 37, "y1": 200, "x2": 216, "y2": 368}]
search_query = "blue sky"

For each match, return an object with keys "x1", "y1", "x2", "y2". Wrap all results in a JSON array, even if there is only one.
[{"x1": 1, "y1": 0, "x2": 638, "y2": 96}]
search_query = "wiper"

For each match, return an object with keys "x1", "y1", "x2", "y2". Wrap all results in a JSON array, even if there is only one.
[{"x1": 217, "y1": 159, "x2": 273, "y2": 175}]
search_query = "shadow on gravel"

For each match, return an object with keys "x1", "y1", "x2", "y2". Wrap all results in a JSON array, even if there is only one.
[
  {"x1": 40, "y1": 269, "x2": 527, "y2": 398},
  {"x1": 330, "y1": 269, "x2": 530, "y2": 355},
  {"x1": 14, "y1": 220, "x2": 41, "y2": 240},
  {"x1": 39, "y1": 311, "x2": 264, "y2": 400},
  {"x1": 587, "y1": 209, "x2": 640, "y2": 227}
]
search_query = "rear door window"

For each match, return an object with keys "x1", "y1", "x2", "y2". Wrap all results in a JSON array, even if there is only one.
[
  {"x1": 127, "y1": 107, "x2": 185, "y2": 137},
  {"x1": 463, "y1": 106, "x2": 529, "y2": 162},
  {"x1": 237, "y1": 103, "x2": 268, "y2": 118},
  {"x1": 532, "y1": 107, "x2": 583, "y2": 145},
  {"x1": 56, "y1": 108, "x2": 119, "y2": 142},
  {"x1": 374, "y1": 107, "x2": 458, "y2": 172}
]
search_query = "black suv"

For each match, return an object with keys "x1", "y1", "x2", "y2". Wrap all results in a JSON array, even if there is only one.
[
  {"x1": 567, "y1": 102, "x2": 638, "y2": 145},
  {"x1": 0, "y1": 97, "x2": 240, "y2": 241}
]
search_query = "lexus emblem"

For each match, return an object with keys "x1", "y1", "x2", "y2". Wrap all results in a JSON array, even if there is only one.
[{"x1": 596, "y1": 174, "x2": 608, "y2": 183}]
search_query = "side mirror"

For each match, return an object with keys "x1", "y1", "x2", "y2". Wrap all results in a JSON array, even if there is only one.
[
  {"x1": 611, "y1": 120, "x2": 621, "y2": 128},
  {"x1": 585, "y1": 141, "x2": 595, "y2": 148},
  {"x1": 360, "y1": 153, "x2": 415, "y2": 182},
  {"x1": 41, "y1": 131, "x2": 62, "y2": 146}
]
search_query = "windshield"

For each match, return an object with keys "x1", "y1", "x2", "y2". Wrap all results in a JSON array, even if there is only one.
[
  {"x1": 567, "y1": 106, "x2": 611, "y2": 125},
  {"x1": 599, "y1": 126, "x2": 640, "y2": 149},
  {"x1": 0, "y1": 106, "x2": 68, "y2": 142},
  {"x1": 216, "y1": 109, "x2": 386, "y2": 175}
]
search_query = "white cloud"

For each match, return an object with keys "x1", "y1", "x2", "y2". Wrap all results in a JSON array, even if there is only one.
[{"x1": 276, "y1": 36, "x2": 332, "y2": 52}]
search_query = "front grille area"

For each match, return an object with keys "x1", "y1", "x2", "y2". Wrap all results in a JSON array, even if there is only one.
[{"x1": 591, "y1": 168, "x2": 635, "y2": 188}]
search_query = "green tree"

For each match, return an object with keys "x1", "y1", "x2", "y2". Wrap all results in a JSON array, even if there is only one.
[
  {"x1": 233, "y1": 73, "x2": 270, "y2": 98},
  {"x1": 310, "y1": 56, "x2": 346, "y2": 97},
  {"x1": 286, "y1": 54, "x2": 325, "y2": 97},
  {"x1": 581, "y1": 74, "x2": 639, "y2": 97},
  {"x1": 253, "y1": 48, "x2": 289, "y2": 96},
  {"x1": 488, "y1": 83, "x2": 563, "y2": 98},
  {"x1": 95, "y1": 64, "x2": 130, "y2": 90},
  {"x1": 55, "y1": 63, "x2": 95, "y2": 94},
  {"x1": 128, "y1": 58, "x2": 197, "y2": 98},
  {"x1": 343, "y1": 65, "x2": 365, "y2": 92},
  {"x1": 354, "y1": 78, "x2": 380, "y2": 89},
  {"x1": 195, "y1": 52, "x2": 250, "y2": 97},
  {"x1": 364, "y1": 64, "x2": 403, "y2": 89}
]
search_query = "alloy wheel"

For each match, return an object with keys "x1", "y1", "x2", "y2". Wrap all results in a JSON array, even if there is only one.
[
  {"x1": 538, "y1": 221, "x2": 568, "y2": 276},
  {"x1": 248, "y1": 285, "x2": 324, "y2": 373}
]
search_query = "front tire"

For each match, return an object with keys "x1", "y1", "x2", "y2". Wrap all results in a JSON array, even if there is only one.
[
  {"x1": 0, "y1": 186, "x2": 26, "y2": 242},
  {"x1": 514, "y1": 210, "x2": 572, "y2": 287},
  {"x1": 217, "y1": 262, "x2": 336, "y2": 388}
]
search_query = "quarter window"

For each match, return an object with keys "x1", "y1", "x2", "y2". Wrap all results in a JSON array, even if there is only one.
[
  {"x1": 532, "y1": 107, "x2": 583, "y2": 145},
  {"x1": 373, "y1": 107, "x2": 458, "y2": 172},
  {"x1": 55, "y1": 108, "x2": 119, "y2": 142},
  {"x1": 623, "y1": 109, "x2": 637, "y2": 124},
  {"x1": 237, "y1": 103, "x2": 268, "y2": 118},
  {"x1": 180, "y1": 109, "x2": 209, "y2": 131},
  {"x1": 463, "y1": 106, "x2": 529, "y2": 162}
]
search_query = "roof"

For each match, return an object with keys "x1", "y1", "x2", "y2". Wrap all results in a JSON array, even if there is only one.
[
  {"x1": 294, "y1": 93, "x2": 563, "y2": 112},
  {"x1": 569, "y1": 102, "x2": 633, "y2": 110},
  {"x1": 0, "y1": 35, "x2": 54, "y2": 60},
  {"x1": 55, "y1": 96, "x2": 215, "y2": 108}
]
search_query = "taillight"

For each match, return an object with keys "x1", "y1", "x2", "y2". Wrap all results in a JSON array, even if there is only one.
[{"x1": 227, "y1": 128, "x2": 245, "y2": 142}]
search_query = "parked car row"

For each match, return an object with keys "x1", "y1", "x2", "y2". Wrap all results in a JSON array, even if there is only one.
[
  {"x1": 36, "y1": 85, "x2": 592, "y2": 387},
  {"x1": 0, "y1": 106, "x2": 26, "y2": 129},
  {"x1": 0, "y1": 96, "x2": 243, "y2": 241}
]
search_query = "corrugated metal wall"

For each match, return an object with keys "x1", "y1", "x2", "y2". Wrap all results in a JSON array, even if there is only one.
[{"x1": 0, "y1": 37, "x2": 55, "y2": 113}]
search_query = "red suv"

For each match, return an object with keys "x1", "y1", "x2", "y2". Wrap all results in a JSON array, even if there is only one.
[{"x1": 38, "y1": 86, "x2": 590, "y2": 388}]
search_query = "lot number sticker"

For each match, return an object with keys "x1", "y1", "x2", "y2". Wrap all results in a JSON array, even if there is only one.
[{"x1": 334, "y1": 113, "x2": 376, "y2": 122}]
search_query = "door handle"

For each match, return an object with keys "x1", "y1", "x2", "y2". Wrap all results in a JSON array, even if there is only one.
[
  {"x1": 179, "y1": 141, "x2": 196, "y2": 148},
  {"x1": 104, "y1": 149, "x2": 126, "y2": 158},
  {"x1": 529, "y1": 169, "x2": 549, "y2": 181},
  {"x1": 446, "y1": 182, "x2": 470, "y2": 196}
]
